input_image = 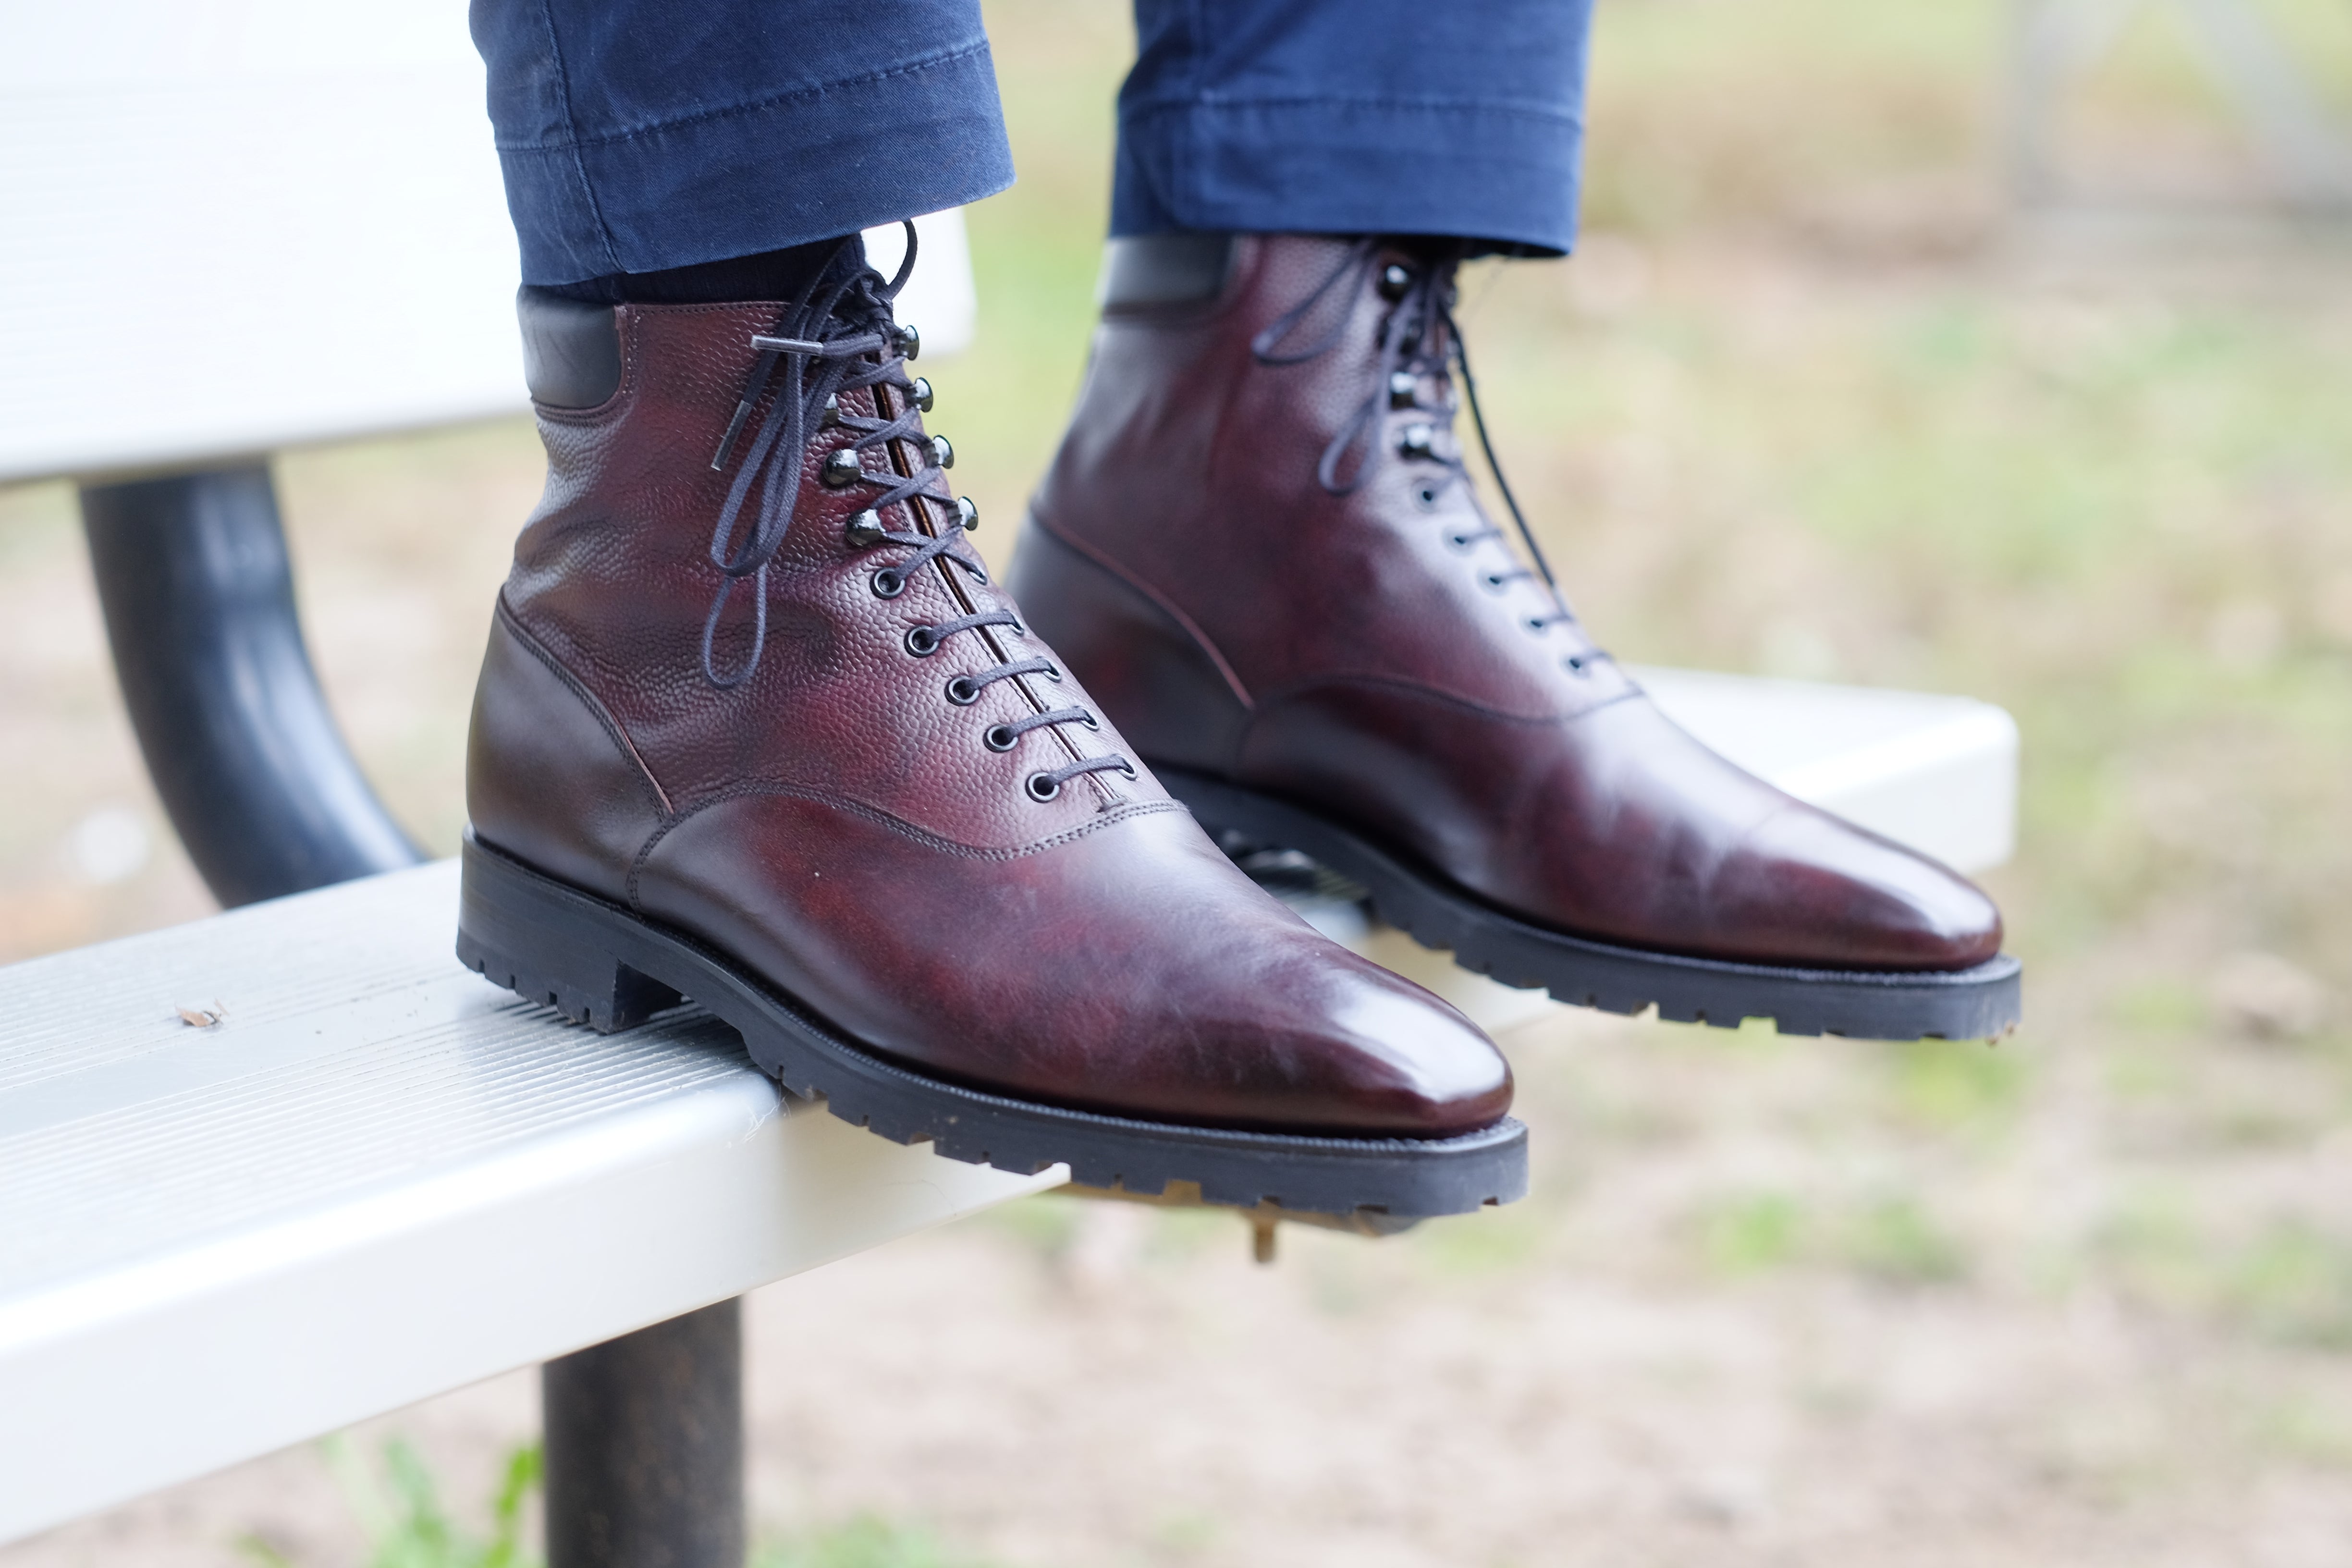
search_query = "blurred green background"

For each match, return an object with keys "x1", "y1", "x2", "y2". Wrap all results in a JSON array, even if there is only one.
[{"x1": 4, "y1": 1, "x2": 2352, "y2": 1564}]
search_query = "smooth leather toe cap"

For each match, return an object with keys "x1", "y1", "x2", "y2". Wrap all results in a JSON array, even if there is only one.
[
  {"x1": 1085, "y1": 908, "x2": 1515, "y2": 1138},
  {"x1": 1725, "y1": 804, "x2": 2005, "y2": 971},
  {"x1": 637, "y1": 792, "x2": 1513, "y2": 1139},
  {"x1": 1269, "y1": 958, "x2": 1515, "y2": 1137}
]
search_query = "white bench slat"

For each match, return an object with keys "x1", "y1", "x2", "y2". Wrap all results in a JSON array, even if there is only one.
[
  {"x1": 1633, "y1": 665, "x2": 2018, "y2": 877},
  {"x1": 0, "y1": 862, "x2": 1058, "y2": 1545},
  {"x1": 0, "y1": 0, "x2": 976, "y2": 485}
]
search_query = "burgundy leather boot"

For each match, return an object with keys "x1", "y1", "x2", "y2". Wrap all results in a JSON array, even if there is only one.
[
  {"x1": 454, "y1": 233, "x2": 1522, "y2": 1218},
  {"x1": 1010, "y1": 233, "x2": 2020, "y2": 1042}
]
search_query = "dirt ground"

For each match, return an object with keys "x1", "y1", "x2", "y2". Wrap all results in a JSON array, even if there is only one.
[{"x1": 6, "y1": 1, "x2": 2352, "y2": 1564}]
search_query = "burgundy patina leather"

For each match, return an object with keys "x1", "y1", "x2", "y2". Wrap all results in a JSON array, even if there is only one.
[
  {"x1": 466, "y1": 270, "x2": 1512, "y2": 1138},
  {"x1": 1015, "y1": 233, "x2": 2004, "y2": 975}
]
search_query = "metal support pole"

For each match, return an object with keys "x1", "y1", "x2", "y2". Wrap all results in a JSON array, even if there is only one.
[
  {"x1": 81, "y1": 458, "x2": 745, "y2": 1566},
  {"x1": 544, "y1": 1299, "x2": 745, "y2": 1568},
  {"x1": 78, "y1": 463, "x2": 423, "y2": 906}
]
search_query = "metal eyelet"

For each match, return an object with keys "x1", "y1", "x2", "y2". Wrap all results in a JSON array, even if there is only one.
[
  {"x1": 870, "y1": 567, "x2": 906, "y2": 599},
  {"x1": 821, "y1": 448, "x2": 863, "y2": 489},
  {"x1": 1024, "y1": 772, "x2": 1061, "y2": 802},
  {"x1": 931, "y1": 435, "x2": 955, "y2": 470},
  {"x1": 1415, "y1": 483, "x2": 1444, "y2": 513},
  {"x1": 1080, "y1": 712, "x2": 1100, "y2": 730},
  {"x1": 983, "y1": 723, "x2": 1018, "y2": 752},
  {"x1": 910, "y1": 376, "x2": 934, "y2": 413},
  {"x1": 1116, "y1": 760, "x2": 1138, "y2": 780},
  {"x1": 1565, "y1": 655, "x2": 1591, "y2": 676},
  {"x1": 1524, "y1": 617, "x2": 1550, "y2": 635},
  {"x1": 945, "y1": 674, "x2": 980, "y2": 706},
  {"x1": 844, "y1": 509, "x2": 885, "y2": 548},
  {"x1": 1481, "y1": 572, "x2": 1509, "y2": 594},
  {"x1": 1443, "y1": 529, "x2": 1475, "y2": 552},
  {"x1": 1378, "y1": 263, "x2": 1412, "y2": 301},
  {"x1": 904, "y1": 625, "x2": 940, "y2": 657},
  {"x1": 893, "y1": 323, "x2": 920, "y2": 360}
]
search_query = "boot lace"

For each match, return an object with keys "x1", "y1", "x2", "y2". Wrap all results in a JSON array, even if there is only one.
[
  {"x1": 702, "y1": 222, "x2": 1134, "y2": 801},
  {"x1": 1250, "y1": 238, "x2": 1610, "y2": 671}
]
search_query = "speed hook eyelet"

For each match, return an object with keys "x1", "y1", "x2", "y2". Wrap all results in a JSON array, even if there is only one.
[{"x1": 821, "y1": 448, "x2": 863, "y2": 489}]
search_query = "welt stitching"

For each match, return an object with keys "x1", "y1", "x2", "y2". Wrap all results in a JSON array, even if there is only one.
[
  {"x1": 494, "y1": 41, "x2": 993, "y2": 154},
  {"x1": 531, "y1": 0, "x2": 623, "y2": 275},
  {"x1": 1027, "y1": 513, "x2": 1254, "y2": 709},
  {"x1": 1123, "y1": 95, "x2": 1580, "y2": 128},
  {"x1": 626, "y1": 784, "x2": 1183, "y2": 904},
  {"x1": 1250, "y1": 670, "x2": 1639, "y2": 727},
  {"x1": 495, "y1": 595, "x2": 674, "y2": 816}
]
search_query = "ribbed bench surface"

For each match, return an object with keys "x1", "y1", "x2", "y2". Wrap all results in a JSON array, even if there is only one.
[{"x1": 0, "y1": 861, "x2": 1057, "y2": 1544}]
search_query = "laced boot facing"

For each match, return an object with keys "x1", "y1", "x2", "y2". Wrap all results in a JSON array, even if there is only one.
[
  {"x1": 456, "y1": 229, "x2": 1523, "y2": 1219},
  {"x1": 1011, "y1": 233, "x2": 2020, "y2": 1042}
]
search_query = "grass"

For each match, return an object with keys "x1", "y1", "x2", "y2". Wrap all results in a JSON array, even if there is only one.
[
  {"x1": 242, "y1": 1441, "x2": 1008, "y2": 1568},
  {"x1": 1689, "y1": 1189, "x2": 1972, "y2": 1287},
  {"x1": 242, "y1": 1439, "x2": 541, "y2": 1568},
  {"x1": 758, "y1": 1516, "x2": 1003, "y2": 1568}
]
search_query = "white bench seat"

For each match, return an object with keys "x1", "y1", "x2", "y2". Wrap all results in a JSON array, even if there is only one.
[{"x1": 0, "y1": 862, "x2": 1056, "y2": 1544}]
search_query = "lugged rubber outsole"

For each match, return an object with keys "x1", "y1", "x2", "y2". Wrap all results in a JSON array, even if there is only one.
[
  {"x1": 454, "y1": 833, "x2": 1527, "y2": 1219},
  {"x1": 1157, "y1": 768, "x2": 2023, "y2": 1043}
]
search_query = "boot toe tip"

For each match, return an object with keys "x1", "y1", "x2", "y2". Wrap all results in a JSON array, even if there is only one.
[{"x1": 1323, "y1": 974, "x2": 1514, "y2": 1137}]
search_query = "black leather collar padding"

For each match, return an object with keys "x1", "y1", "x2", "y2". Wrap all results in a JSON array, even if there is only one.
[
  {"x1": 1098, "y1": 233, "x2": 1235, "y2": 308},
  {"x1": 517, "y1": 287, "x2": 624, "y2": 408}
]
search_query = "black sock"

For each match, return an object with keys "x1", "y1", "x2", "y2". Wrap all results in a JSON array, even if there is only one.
[{"x1": 539, "y1": 234, "x2": 862, "y2": 306}]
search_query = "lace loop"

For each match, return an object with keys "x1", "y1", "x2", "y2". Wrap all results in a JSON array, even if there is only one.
[
  {"x1": 1251, "y1": 238, "x2": 1609, "y2": 659},
  {"x1": 699, "y1": 222, "x2": 943, "y2": 687},
  {"x1": 696, "y1": 223, "x2": 1137, "y2": 800}
]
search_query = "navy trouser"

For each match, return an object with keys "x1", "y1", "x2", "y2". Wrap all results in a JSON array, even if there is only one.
[{"x1": 471, "y1": 0, "x2": 1593, "y2": 288}]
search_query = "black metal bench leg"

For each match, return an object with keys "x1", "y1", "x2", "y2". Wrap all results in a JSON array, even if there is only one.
[
  {"x1": 77, "y1": 462, "x2": 423, "y2": 907},
  {"x1": 544, "y1": 1298, "x2": 746, "y2": 1568}
]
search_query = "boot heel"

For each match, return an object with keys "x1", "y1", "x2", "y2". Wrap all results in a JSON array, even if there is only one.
[{"x1": 457, "y1": 834, "x2": 681, "y2": 1033}]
